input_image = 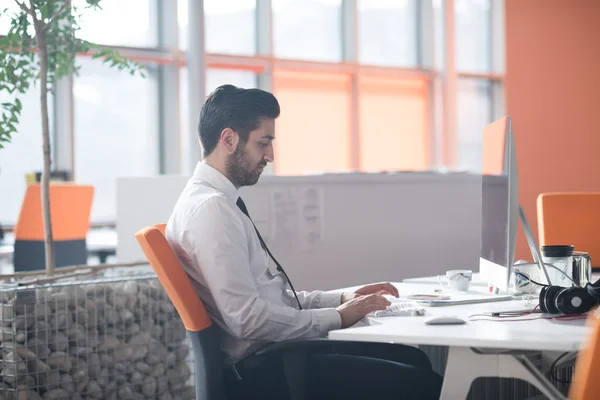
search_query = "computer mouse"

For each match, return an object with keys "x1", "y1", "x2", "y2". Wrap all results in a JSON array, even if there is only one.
[{"x1": 424, "y1": 315, "x2": 466, "y2": 325}]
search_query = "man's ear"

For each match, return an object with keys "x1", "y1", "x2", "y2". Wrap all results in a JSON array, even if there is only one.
[{"x1": 221, "y1": 128, "x2": 239, "y2": 154}]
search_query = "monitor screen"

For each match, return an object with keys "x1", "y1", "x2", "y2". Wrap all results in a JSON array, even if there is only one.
[{"x1": 480, "y1": 117, "x2": 509, "y2": 269}]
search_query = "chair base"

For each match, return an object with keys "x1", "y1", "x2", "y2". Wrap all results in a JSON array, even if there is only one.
[
  {"x1": 13, "y1": 239, "x2": 87, "y2": 272},
  {"x1": 188, "y1": 327, "x2": 227, "y2": 400}
]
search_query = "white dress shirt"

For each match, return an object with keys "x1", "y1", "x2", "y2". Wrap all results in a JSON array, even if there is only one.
[{"x1": 166, "y1": 162, "x2": 342, "y2": 363}]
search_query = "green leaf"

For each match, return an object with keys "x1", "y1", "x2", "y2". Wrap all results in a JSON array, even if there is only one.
[{"x1": 40, "y1": 4, "x2": 49, "y2": 19}]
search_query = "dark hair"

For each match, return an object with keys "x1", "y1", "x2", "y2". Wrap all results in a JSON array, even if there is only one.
[{"x1": 198, "y1": 84, "x2": 280, "y2": 157}]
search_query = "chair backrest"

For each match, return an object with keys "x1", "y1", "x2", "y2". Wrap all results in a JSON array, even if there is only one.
[
  {"x1": 14, "y1": 183, "x2": 94, "y2": 242},
  {"x1": 13, "y1": 183, "x2": 94, "y2": 271},
  {"x1": 134, "y1": 224, "x2": 211, "y2": 332},
  {"x1": 569, "y1": 308, "x2": 600, "y2": 400},
  {"x1": 537, "y1": 192, "x2": 600, "y2": 267},
  {"x1": 135, "y1": 224, "x2": 226, "y2": 400}
]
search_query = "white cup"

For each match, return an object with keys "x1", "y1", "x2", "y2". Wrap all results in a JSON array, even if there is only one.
[{"x1": 437, "y1": 270, "x2": 472, "y2": 292}]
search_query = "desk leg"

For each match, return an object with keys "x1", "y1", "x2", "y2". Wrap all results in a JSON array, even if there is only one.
[
  {"x1": 439, "y1": 347, "x2": 567, "y2": 400},
  {"x1": 440, "y1": 347, "x2": 495, "y2": 400}
]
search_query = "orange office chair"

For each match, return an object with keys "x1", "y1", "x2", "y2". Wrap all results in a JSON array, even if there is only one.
[
  {"x1": 136, "y1": 224, "x2": 315, "y2": 399},
  {"x1": 13, "y1": 183, "x2": 94, "y2": 271},
  {"x1": 135, "y1": 224, "x2": 227, "y2": 400},
  {"x1": 537, "y1": 192, "x2": 600, "y2": 269},
  {"x1": 568, "y1": 308, "x2": 600, "y2": 400}
]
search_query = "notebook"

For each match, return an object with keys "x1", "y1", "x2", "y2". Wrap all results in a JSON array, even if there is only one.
[{"x1": 410, "y1": 292, "x2": 513, "y2": 307}]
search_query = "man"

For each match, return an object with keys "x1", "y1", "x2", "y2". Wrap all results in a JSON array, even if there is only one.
[{"x1": 166, "y1": 85, "x2": 442, "y2": 399}]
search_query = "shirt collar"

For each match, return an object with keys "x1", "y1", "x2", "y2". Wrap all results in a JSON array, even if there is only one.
[{"x1": 192, "y1": 162, "x2": 239, "y2": 203}]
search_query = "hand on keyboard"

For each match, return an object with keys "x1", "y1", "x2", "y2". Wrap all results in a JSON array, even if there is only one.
[
  {"x1": 337, "y1": 293, "x2": 392, "y2": 328},
  {"x1": 372, "y1": 302, "x2": 426, "y2": 317}
]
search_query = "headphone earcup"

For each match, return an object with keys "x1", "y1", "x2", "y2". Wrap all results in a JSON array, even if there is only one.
[
  {"x1": 539, "y1": 286, "x2": 564, "y2": 314},
  {"x1": 556, "y1": 287, "x2": 596, "y2": 314},
  {"x1": 538, "y1": 286, "x2": 549, "y2": 313}
]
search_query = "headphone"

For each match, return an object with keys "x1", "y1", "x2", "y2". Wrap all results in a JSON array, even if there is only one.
[{"x1": 539, "y1": 280, "x2": 600, "y2": 314}]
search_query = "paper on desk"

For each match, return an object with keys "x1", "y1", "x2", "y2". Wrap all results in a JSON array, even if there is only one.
[
  {"x1": 270, "y1": 188, "x2": 298, "y2": 251},
  {"x1": 298, "y1": 187, "x2": 324, "y2": 251},
  {"x1": 270, "y1": 187, "x2": 324, "y2": 251},
  {"x1": 413, "y1": 291, "x2": 513, "y2": 306}
]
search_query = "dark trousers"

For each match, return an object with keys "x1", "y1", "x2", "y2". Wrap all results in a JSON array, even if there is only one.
[{"x1": 224, "y1": 341, "x2": 443, "y2": 399}]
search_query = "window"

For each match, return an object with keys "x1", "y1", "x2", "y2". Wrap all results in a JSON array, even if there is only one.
[
  {"x1": 455, "y1": 0, "x2": 492, "y2": 73},
  {"x1": 457, "y1": 78, "x2": 492, "y2": 172},
  {"x1": 0, "y1": 0, "x2": 507, "y2": 225},
  {"x1": 358, "y1": 0, "x2": 418, "y2": 67},
  {"x1": 74, "y1": 0, "x2": 159, "y2": 48},
  {"x1": 453, "y1": 0, "x2": 503, "y2": 172},
  {"x1": 272, "y1": 0, "x2": 343, "y2": 62},
  {"x1": 179, "y1": 0, "x2": 257, "y2": 54},
  {"x1": 359, "y1": 76, "x2": 429, "y2": 171},
  {"x1": 433, "y1": 0, "x2": 445, "y2": 71},
  {"x1": 206, "y1": 69, "x2": 258, "y2": 94},
  {"x1": 273, "y1": 70, "x2": 351, "y2": 175},
  {"x1": 205, "y1": 0, "x2": 256, "y2": 55},
  {"x1": 73, "y1": 57, "x2": 159, "y2": 223},
  {"x1": 177, "y1": 0, "x2": 188, "y2": 50},
  {"x1": 0, "y1": 86, "x2": 53, "y2": 225},
  {"x1": 0, "y1": 3, "x2": 20, "y2": 36}
]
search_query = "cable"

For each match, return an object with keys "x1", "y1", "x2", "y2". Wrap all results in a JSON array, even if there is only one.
[
  {"x1": 468, "y1": 313, "x2": 588, "y2": 322},
  {"x1": 515, "y1": 271, "x2": 548, "y2": 287},
  {"x1": 545, "y1": 263, "x2": 582, "y2": 287},
  {"x1": 468, "y1": 306, "x2": 541, "y2": 320},
  {"x1": 514, "y1": 262, "x2": 581, "y2": 287},
  {"x1": 550, "y1": 351, "x2": 575, "y2": 384},
  {"x1": 468, "y1": 306, "x2": 589, "y2": 322},
  {"x1": 468, "y1": 316, "x2": 550, "y2": 322}
]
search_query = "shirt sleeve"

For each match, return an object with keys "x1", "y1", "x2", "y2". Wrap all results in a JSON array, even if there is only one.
[
  {"x1": 182, "y1": 196, "x2": 341, "y2": 342},
  {"x1": 293, "y1": 290, "x2": 343, "y2": 309}
]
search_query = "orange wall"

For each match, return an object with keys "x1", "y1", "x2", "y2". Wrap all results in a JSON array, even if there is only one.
[{"x1": 505, "y1": 0, "x2": 600, "y2": 260}]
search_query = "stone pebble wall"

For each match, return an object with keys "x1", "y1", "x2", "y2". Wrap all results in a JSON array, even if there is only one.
[{"x1": 0, "y1": 278, "x2": 195, "y2": 399}]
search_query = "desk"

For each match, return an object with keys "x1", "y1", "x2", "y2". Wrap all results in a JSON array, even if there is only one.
[
  {"x1": 0, "y1": 229, "x2": 117, "y2": 272},
  {"x1": 404, "y1": 272, "x2": 600, "y2": 288},
  {"x1": 403, "y1": 272, "x2": 489, "y2": 287},
  {"x1": 329, "y1": 282, "x2": 591, "y2": 400}
]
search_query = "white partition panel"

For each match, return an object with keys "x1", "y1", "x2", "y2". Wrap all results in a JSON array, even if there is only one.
[{"x1": 117, "y1": 172, "x2": 492, "y2": 291}]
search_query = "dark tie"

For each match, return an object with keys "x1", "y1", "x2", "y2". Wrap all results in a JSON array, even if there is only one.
[{"x1": 236, "y1": 197, "x2": 303, "y2": 310}]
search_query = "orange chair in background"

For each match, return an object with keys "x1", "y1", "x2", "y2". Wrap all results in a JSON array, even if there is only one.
[
  {"x1": 13, "y1": 183, "x2": 94, "y2": 272},
  {"x1": 537, "y1": 192, "x2": 600, "y2": 269}
]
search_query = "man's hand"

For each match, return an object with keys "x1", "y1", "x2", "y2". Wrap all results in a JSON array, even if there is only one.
[
  {"x1": 336, "y1": 294, "x2": 391, "y2": 328},
  {"x1": 340, "y1": 282, "x2": 399, "y2": 304}
]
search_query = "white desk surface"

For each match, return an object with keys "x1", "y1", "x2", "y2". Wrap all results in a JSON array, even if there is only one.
[
  {"x1": 329, "y1": 282, "x2": 591, "y2": 353},
  {"x1": 0, "y1": 230, "x2": 118, "y2": 273},
  {"x1": 0, "y1": 229, "x2": 117, "y2": 253},
  {"x1": 403, "y1": 272, "x2": 600, "y2": 286},
  {"x1": 403, "y1": 273, "x2": 488, "y2": 286}
]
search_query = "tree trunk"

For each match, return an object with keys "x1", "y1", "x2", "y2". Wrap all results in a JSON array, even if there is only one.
[{"x1": 36, "y1": 26, "x2": 55, "y2": 276}]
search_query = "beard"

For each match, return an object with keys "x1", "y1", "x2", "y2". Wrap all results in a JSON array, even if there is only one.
[{"x1": 226, "y1": 143, "x2": 266, "y2": 187}]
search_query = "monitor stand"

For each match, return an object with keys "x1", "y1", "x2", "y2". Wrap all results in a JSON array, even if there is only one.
[
  {"x1": 517, "y1": 205, "x2": 553, "y2": 286},
  {"x1": 481, "y1": 205, "x2": 552, "y2": 295}
]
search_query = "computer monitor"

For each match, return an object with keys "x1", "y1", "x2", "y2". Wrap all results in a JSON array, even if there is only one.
[
  {"x1": 479, "y1": 116, "x2": 519, "y2": 293},
  {"x1": 478, "y1": 116, "x2": 552, "y2": 293}
]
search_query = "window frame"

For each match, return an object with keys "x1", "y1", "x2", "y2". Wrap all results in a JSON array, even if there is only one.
[{"x1": 0, "y1": 0, "x2": 506, "y2": 227}]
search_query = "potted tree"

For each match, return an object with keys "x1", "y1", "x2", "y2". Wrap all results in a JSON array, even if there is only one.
[
  {"x1": 0, "y1": 3, "x2": 196, "y2": 399},
  {"x1": 0, "y1": 0, "x2": 145, "y2": 275}
]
